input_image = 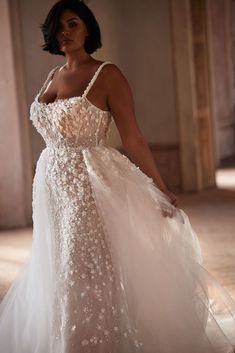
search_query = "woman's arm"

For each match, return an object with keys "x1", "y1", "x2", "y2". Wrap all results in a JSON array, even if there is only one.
[{"x1": 105, "y1": 64, "x2": 178, "y2": 207}]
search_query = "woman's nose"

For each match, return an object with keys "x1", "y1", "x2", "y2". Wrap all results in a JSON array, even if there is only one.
[{"x1": 61, "y1": 30, "x2": 69, "y2": 37}]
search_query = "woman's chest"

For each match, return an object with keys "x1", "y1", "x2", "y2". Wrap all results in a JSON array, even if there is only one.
[{"x1": 30, "y1": 98, "x2": 111, "y2": 147}]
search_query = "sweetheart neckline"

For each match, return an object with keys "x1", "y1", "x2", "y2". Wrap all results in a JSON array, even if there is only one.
[{"x1": 35, "y1": 94, "x2": 110, "y2": 114}]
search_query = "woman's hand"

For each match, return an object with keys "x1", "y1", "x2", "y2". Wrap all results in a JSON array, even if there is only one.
[
  {"x1": 162, "y1": 188, "x2": 179, "y2": 207},
  {"x1": 159, "y1": 188, "x2": 179, "y2": 218}
]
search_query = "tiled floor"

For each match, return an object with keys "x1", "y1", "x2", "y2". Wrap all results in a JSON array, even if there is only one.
[{"x1": 0, "y1": 167, "x2": 235, "y2": 302}]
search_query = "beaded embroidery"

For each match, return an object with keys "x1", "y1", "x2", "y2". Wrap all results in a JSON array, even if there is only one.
[{"x1": 30, "y1": 62, "x2": 143, "y2": 351}]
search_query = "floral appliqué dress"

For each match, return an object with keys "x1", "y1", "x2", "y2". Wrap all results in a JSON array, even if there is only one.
[{"x1": 0, "y1": 61, "x2": 235, "y2": 353}]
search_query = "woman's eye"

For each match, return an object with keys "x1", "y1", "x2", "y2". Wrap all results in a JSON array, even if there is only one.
[{"x1": 69, "y1": 22, "x2": 77, "y2": 28}]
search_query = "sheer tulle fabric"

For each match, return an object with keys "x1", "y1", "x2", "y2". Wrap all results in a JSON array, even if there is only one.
[
  {"x1": 83, "y1": 146, "x2": 235, "y2": 353},
  {"x1": 0, "y1": 150, "x2": 53, "y2": 353}
]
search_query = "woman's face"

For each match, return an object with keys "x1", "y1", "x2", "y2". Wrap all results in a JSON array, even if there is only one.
[{"x1": 56, "y1": 9, "x2": 88, "y2": 53}]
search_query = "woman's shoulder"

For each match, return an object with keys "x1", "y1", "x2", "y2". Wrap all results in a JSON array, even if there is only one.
[
  {"x1": 44, "y1": 61, "x2": 124, "y2": 83},
  {"x1": 102, "y1": 61, "x2": 121, "y2": 72},
  {"x1": 47, "y1": 60, "x2": 119, "y2": 74},
  {"x1": 101, "y1": 61, "x2": 126, "y2": 82}
]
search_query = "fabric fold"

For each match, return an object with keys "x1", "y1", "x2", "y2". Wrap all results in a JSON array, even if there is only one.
[{"x1": 83, "y1": 145, "x2": 235, "y2": 353}]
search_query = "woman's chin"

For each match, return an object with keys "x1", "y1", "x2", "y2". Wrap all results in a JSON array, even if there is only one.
[
  {"x1": 59, "y1": 41, "x2": 75, "y2": 50},
  {"x1": 59, "y1": 45, "x2": 84, "y2": 55}
]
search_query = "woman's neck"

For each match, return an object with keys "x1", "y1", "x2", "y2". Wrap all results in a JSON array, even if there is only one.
[{"x1": 63, "y1": 51, "x2": 94, "y2": 71}]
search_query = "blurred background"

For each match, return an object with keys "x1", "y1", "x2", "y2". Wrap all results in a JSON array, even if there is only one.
[{"x1": 0, "y1": 0, "x2": 234, "y2": 300}]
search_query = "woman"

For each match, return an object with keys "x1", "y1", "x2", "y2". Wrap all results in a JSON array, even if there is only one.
[{"x1": 0, "y1": 0, "x2": 235, "y2": 352}]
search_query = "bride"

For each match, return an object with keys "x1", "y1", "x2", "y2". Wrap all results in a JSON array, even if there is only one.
[{"x1": 0, "y1": 0, "x2": 235, "y2": 352}]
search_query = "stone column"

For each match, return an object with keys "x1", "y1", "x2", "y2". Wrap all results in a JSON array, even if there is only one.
[
  {"x1": 207, "y1": 0, "x2": 235, "y2": 166},
  {"x1": 170, "y1": 0, "x2": 216, "y2": 192}
]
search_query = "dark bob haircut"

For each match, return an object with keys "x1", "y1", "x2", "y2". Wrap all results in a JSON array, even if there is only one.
[{"x1": 40, "y1": 0, "x2": 102, "y2": 56}]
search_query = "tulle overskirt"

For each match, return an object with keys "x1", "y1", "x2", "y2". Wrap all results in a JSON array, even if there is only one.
[{"x1": 0, "y1": 145, "x2": 235, "y2": 353}]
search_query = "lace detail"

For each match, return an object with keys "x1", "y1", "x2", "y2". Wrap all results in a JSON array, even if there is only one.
[
  {"x1": 29, "y1": 62, "x2": 143, "y2": 351},
  {"x1": 30, "y1": 62, "x2": 114, "y2": 150},
  {"x1": 45, "y1": 146, "x2": 142, "y2": 350}
]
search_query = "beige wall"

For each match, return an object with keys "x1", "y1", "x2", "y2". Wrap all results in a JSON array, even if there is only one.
[
  {"x1": 91, "y1": 0, "x2": 178, "y2": 145},
  {"x1": 19, "y1": 0, "x2": 178, "y2": 165},
  {"x1": 0, "y1": 0, "x2": 32, "y2": 227},
  {"x1": 19, "y1": 0, "x2": 64, "y2": 164}
]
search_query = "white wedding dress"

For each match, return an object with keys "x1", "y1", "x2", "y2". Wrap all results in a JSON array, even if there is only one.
[{"x1": 0, "y1": 61, "x2": 235, "y2": 353}]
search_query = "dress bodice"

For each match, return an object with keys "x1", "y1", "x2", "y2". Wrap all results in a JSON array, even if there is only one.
[{"x1": 30, "y1": 61, "x2": 114, "y2": 149}]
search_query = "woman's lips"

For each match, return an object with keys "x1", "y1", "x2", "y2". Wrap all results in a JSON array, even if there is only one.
[{"x1": 60, "y1": 39, "x2": 72, "y2": 45}]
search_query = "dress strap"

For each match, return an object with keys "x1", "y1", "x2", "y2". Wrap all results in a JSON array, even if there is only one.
[
  {"x1": 82, "y1": 61, "x2": 112, "y2": 98},
  {"x1": 37, "y1": 65, "x2": 61, "y2": 99}
]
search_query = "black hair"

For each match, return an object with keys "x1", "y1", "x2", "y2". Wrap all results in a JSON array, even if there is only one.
[{"x1": 40, "y1": 0, "x2": 102, "y2": 56}]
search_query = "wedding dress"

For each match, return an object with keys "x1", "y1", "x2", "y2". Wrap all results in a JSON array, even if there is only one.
[{"x1": 0, "y1": 61, "x2": 235, "y2": 353}]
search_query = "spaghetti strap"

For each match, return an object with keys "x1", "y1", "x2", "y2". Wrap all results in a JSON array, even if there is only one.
[
  {"x1": 82, "y1": 61, "x2": 112, "y2": 98},
  {"x1": 37, "y1": 61, "x2": 112, "y2": 102},
  {"x1": 37, "y1": 65, "x2": 61, "y2": 100}
]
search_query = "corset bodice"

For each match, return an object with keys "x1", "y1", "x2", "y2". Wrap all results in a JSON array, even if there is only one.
[{"x1": 29, "y1": 61, "x2": 114, "y2": 149}]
